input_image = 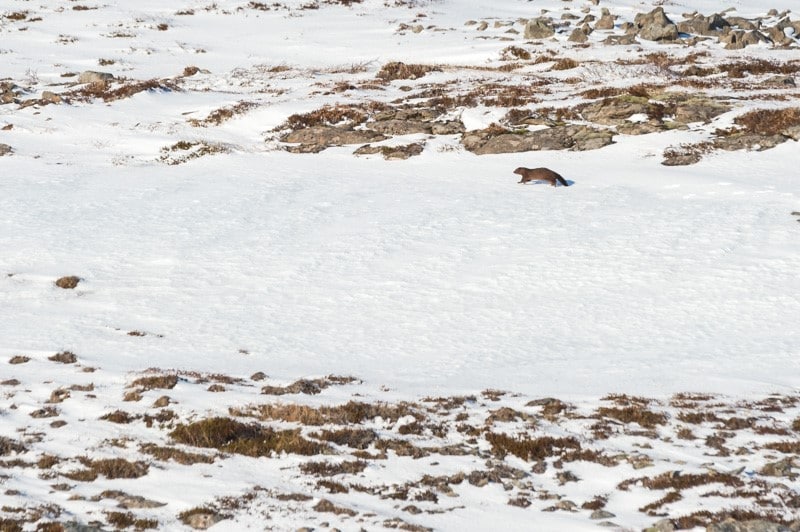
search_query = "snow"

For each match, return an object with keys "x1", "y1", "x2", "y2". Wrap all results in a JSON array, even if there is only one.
[{"x1": 1, "y1": 0, "x2": 800, "y2": 529}]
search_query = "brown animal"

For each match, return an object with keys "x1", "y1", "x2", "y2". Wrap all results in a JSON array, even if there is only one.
[{"x1": 513, "y1": 167, "x2": 570, "y2": 187}]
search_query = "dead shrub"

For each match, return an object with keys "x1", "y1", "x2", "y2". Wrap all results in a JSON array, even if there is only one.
[
  {"x1": 8, "y1": 355, "x2": 30, "y2": 364},
  {"x1": 764, "y1": 441, "x2": 800, "y2": 454},
  {"x1": 581, "y1": 496, "x2": 607, "y2": 510},
  {"x1": 139, "y1": 444, "x2": 214, "y2": 465},
  {"x1": 88, "y1": 458, "x2": 149, "y2": 479},
  {"x1": 48, "y1": 351, "x2": 77, "y2": 364},
  {"x1": 720, "y1": 59, "x2": 800, "y2": 78},
  {"x1": 500, "y1": 46, "x2": 531, "y2": 61},
  {"x1": 100, "y1": 410, "x2": 138, "y2": 424},
  {"x1": 30, "y1": 406, "x2": 59, "y2": 418},
  {"x1": 189, "y1": 101, "x2": 258, "y2": 127},
  {"x1": 376, "y1": 61, "x2": 440, "y2": 81},
  {"x1": 640, "y1": 491, "x2": 682, "y2": 514},
  {"x1": 70, "y1": 79, "x2": 178, "y2": 103},
  {"x1": 734, "y1": 108, "x2": 800, "y2": 136},
  {"x1": 486, "y1": 433, "x2": 580, "y2": 461},
  {"x1": 299, "y1": 460, "x2": 367, "y2": 476},
  {"x1": 317, "y1": 479, "x2": 348, "y2": 493},
  {"x1": 310, "y1": 428, "x2": 377, "y2": 449},
  {"x1": 105, "y1": 511, "x2": 158, "y2": 530},
  {"x1": 170, "y1": 417, "x2": 328, "y2": 456},
  {"x1": 595, "y1": 406, "x2": 667, "y2": 428},
  {"x1": 0, "y1": 437, "x2": 27, "y2": 456},
  {"x1": 55, "y1": 276, "x2": 80, "y2": 289},
  {"x1": 129, "y1": 374, "x2": 178, "y2": 390},
  {"x1": 618, "y1": 471, "x2": 743, "y2": 491},
  {"x1": 677, "y1": 411, "x2": 721, "y2": 424},
  {"x1": 233, "y1": 400, "x2": 421, "y2": 426},
  {"x1": 282, "y1": 105, "x2": 367, "y2": 130}
]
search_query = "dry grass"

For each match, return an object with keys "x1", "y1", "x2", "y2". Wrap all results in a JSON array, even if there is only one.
[
  {"x1": 763, "y1": 441, "x2": 800, "y2": 454},
  {"x1": 376, "y1": 61, "x2": 440, "y2": 81},
  {"x1": 618, "y1": 471, "x2": 743, "y2": 491},
  {"x1": 69, "y1": 79, "x2": 179, "y2": 103},
  {"x1": 500, "y1": 46, "x2": 531, "y2": 61},
  {"x1": 100, "y1": 410, "x2": 138, "y2": 424},
  {"x1": 139, "y1": 444, "x2": 214, "y2": 465},
  {"x1": 8, "y1": 355, "x2": 29, "y2": 364},
  {"x1": 595, "y1": 405, "x2": 667, "y2": 428},
  {"x1": 640, "y1": 490, "x2": 682, "y2": 514},
  {"x1": 105, "y1": 511, "x2": 158, "y2": 530},
  {"x1": 0, "y1": 437, "x2": 27, "y2": 456},
  {"x1": 733, "y1": 108, "x2": 800, "y2": 136},
  {"x1": 282, "y1": 105, "x2": 368, "y2": 131},
  {"x1": 189, "y1": 101, "x2": 258, "y2": 127},
  {"x1": 310, "y1": 428, "x2": 377, "y2": 449},
  {"x1": 299, "y1": 460, "x2": 367, "y2": 476},
  {"x1": 48, "y1": 351, "x2": 77, "y2": 364},
  {"x1": 485, "y1": 433, "x2": 580, "y2": 461},
  {"x1": 86, "y1": 458, "x2": 149, "y2": 479},
  {"x1": 170, "y1": 417, "x2": 328, "y2": 456},
  {"x1": 233, "y1": 400, "x2": 422, "y2": 426},
  {"x1": 313, "y1": 498, "x2": 357, "y2": 516},
  {"x1": 551, "y1": 58, "x2": 579, "y2": 71},
  {"x1": 129, "y1": 374, "x2": 178, "y2": 390}
]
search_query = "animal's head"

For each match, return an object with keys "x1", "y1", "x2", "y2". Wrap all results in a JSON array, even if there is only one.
[{"x1": 512, "y1": 167, "x2": 525, "y2": 175}]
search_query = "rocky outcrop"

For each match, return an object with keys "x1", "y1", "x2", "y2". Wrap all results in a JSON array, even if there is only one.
[
  {"x1": 77, "y1": 70, "x2": 115, "y2": 84},
  {"x1": 634, "y1": 7, "x2": 679, "y2": 41},
  {"x1": 707, "y1": 518, "x2": 799, "y2": 532},
  {"x1": 282, "y1": 126, "x2": 387, "y2": 153},
  {"x1": 720, "y1": 29, "x2": 771, "y2": 50},
  {"x1": 461, "y1": 125, "x2": 613, "y2": 155},
  {"x1": 677, "y1": 13, "x2": 730, "y2": 36},
  {"x1": 594, "y1": 9, "x2": 615, "y2": 30},
  {"x1": 524, "y1": 18, "x2": 555, "y2": 39},
  {"x1": 353, "y1": 142, "x2": 424, "y2": 160}
]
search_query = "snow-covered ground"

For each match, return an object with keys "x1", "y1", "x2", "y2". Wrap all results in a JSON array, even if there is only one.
[{"x1": 1, "y1": 0, "x2": 799, "y2": 530}]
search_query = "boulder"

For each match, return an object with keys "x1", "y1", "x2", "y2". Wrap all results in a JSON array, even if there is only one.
[
  {"x1": 524, "y1": 17, "x2": 555, "y2": 39},
  {"x1": 634, "y1": 7, "x2": 679, "y2": 41},
  {"x1": 568, "y1": 26, "x2": 590, "y2": 43},
  {"x1": 281, "y1": 126, "x2": 387, "y2": 149},
  {"x1": 720, "y1": 29, "x2": 771, "y2": 49},
  {"x1": 0, "y1": 143, "x2": 11, "y2": 156},
  {"x1": 77, "y1": 70, "x2": 115, "y2": 84},
  {"x1": 603, "y1": 34, "x2": 637, "y2": 45},
  {"x1": 706, "y1": 518, "x2": 794, "y2": 532},
  {"x1": 677, "y1": 13, "x2": 730, "y2": 36},
  {"x1": 461, "y1": 125, "x2": 613, "y2": 155},
  {"x1": 764, "y1": 25, "x2": 793, "y2": 46},
  {"x1": 594, "y1": 9, "x2": 615, "y2": 30},
  {"x1": 725, "y1": 16, "x2": 759, "y2": 31}
]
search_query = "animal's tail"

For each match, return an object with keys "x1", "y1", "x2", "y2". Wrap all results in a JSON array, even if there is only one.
[{"x1": 556, "y1": 175, "x2": 569, "y2": 187}]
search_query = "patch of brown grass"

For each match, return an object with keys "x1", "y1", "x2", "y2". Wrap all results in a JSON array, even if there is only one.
[
  {"x1": 48, "y1": 351, "x2": 77, "y2": 364},
  {"x1": 640, "y1": 490, "x2": 682, "y2": 514},
  {"x1": 376, "y1": 61, "x2": 440, "y2": 81},
  {"x1": 105, "y1": 511, "x2": 158, "y2": 530},
  {"x1": 317, "y1": 479, "x2": 348, "y2": 493},
  {"x1": 170, "y1": 417, "x2": 328, "y2": 456},
  {"x1": 139, "y1": 444, "x2": 214, "y2": 465},
  {"x1": 551, "y1": 58, "x2": 579, "y2": 71},
  {"x1": 233, "y1": 400, "x2": 421, "y2": 426},
  {"x1": 485, "y1": 433, "x2": 580, "y2": 461},
  {"x1": 764, "y1": 441, "x2": 800, "y2": 454},
  {"x1": 283, "y1": 105, "x2": 367, "y2": 130},
  {"x1": 720, "y1": 59, "x2": 800, "y2": 78},
  {"x1": 733, "y1": 108, "x2": 800, "y2": 136},
  {"x1": 189, "y1": 101, "x2": 258, "y2": 127},
  {"x1": 500, "y1": 46, "x2": 531, "y2": 61},
  {"x1": 313, "y1": 498, "x2": 357, "y2": 516},
  {"x1": 129, "y1": 374, "x2": 178, "y2": 390},
  {"x1": 85, "y1": 458, "x2": 149, "y2": 479},
  {"x1": 677, "y1": 411, "x2": 721, "y2": 424},
  {"x1": 618, "y1": 471, "x2": 743, "y2": 491},
  {"x1": 299, "y1": 460, "x2": 367, "y2": 476},
  {"x1": 595, "y1": 405, "x2": 667, "y2": 428},
  {"x1": 0, "y1": 437, "x2": 27, "y2": 456},
  {"x1": 100, "y1": 410, "x2": 138, "y2": 424},
  {"x1": 70, "y1": 79, "x2": 179, "y2": 103},
  {"x1": 310, "y1": 428, "x2": 377, "y2": 449},
  {"x1": 8, "y1": 355, "x2": 30, "y2": 364},
  {"x1": 581, "y1": 496, "x2": 607, "y2": 510}
]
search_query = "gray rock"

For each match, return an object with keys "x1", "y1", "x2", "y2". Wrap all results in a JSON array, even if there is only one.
[
  {"x1": 725, "y1": 16, "x2": 759, "y2": 31},
  {"x1": 41, "y1": 90, "x2": 62, "y2": 104},
  {"x1": 764, "y1": 25, "x2": 793, "y2": 46},
  {"x1": 677, "y1": 13, "x2": 730, "y2": 36},
  {"x1": 282, "y1": 126, "x2": 387, "y2": 150},
  {"x1": 645, "y1": 519, "x2": 676, "y2": 532},
  {"x1": 568, "y1": 25, "x2": 590, "y2": 43},
  {"x1": 759, "y1": 457, "x2": 796, "y2": 478},
  {"x1": 635, "y1": 7, "x2": 679, "y2": 41},
  {"x1": 595, "y1": 9, "x2": 615, "y2": 30},
  {"x1": 77, "y1": 71, "x2": 115, "y2": 84},
  {"x1": 462, "y1": 125, "x2": 613, "y2": 155},
  {"x1": 603, "y1": 34, "x2": 638, "y2": 45},
  {"x1": 721, "y1": 29, "x2": 771, "y2": 49},
  {"x1": 0, "y1": 143, "x2": 12, "y2": 156},
  {"x1": 590, "y1": 510, "x2": 616, "y2": 520},
  {"x1": 706, "y1": 518, "x2": 792, "y2": 532},
  {"x1": 524, "y1": 17, "x2": 555, "y2": 39}
]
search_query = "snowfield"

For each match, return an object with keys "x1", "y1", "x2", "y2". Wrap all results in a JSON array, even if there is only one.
[{"x1": 1, "y1": 0, "x2": 799, "y2": 530}]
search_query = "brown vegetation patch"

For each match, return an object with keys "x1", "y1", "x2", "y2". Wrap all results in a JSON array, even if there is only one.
[
  {"x1": 8, "y1": 355, "x2": 30, "y2": 364},
  {"x1": 233, "y1": 400, "x2": 422, "y2": 426},
  {"x1": 640, "y1": 490, "x2": 682, "y2": 514},
  {"x1": 100, "y1": 410, "x2": 138, "y2": 424},
  {"x1": 0, "y1": 437, "x2": 27, "y2": 456},
  {"x1": 282, "y1": 105, "x2": 368, "y2": 131},
  {"x1": 310, "y1": 428, "x2": 377, "y2": 449},
  {"x1": 189, "y1": 101, "x2": 258, "y2": 127},
  {"x1": 170, "y1": 417, "x2": 328, "y2": 456},
  {"x1": 377, "y1": 62, "x2": 440, "y2": 81},
  {"x1": 299, "y1": 460, "x2": 367, "y2": 476},
  {"x1": 48, "y1": 351, "x2": 77, "y2": 364},
  {"x1": 731, "y1": 107, "x2": 800, "y2": 137},
  {"x1": 69, "y1": 79, "x2": 179, "y2": 103},
  {"x1": 139, "y1": 444, "x2": 214, "y2": 465},
  {"x1": 105, "y1": 511, "x2": 158, "y2": 530},
  {"x1": 618, "y1": 471, "x2": 743, "y2": 491},
  {"x1": 82, "y1": 457, "x2": 149, "y2": 479},
  {"x1": 486, "y1": 433, "x2": 580, "y2": 461},
  {"x1": 595, "y1": 405, "x2": 667, "y2": 428},
  {"x1": 313, "y1": 498, "x2": 357, "y2": 516},
  {"x1": 129, "y1": 374, "x2": 178, "y2": 390},
  {"x1": 30, "y1": 406, "x2": 59, "y2": 418},
  {"x1": 159, "y1": 140, "x2": 229, "y2": 165},
  {"x1": 677, "y1": 411, "x2": 721, "y2": 424},
  {"x1": 763, "y1": 441, "x2": 800, "y2": 454},
  {"x1": 551, "y1": 58, "x2": 579, "y2": 71}
]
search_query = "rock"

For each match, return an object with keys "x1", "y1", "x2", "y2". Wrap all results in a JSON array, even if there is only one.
[
  {"x1": 645, "y1": 519, "x2": 676, "y2": 532},
  {"x1": 152, "y1": 395, "x2": 171, "y2": 408},
  {"x1": 0, "y1": 143, "x2": 12, "y2": 156},
  {"x1": 182, "y1": 510, "x2": 224, "y2": 530},
  {"x1": 524, "y1": 18, "x2": 555, "y2": 39},
  {"x1": 55, "y1": 276, "x2": 81, "y2": 289},
  {"x1": 353, "y1": 142, "x2": 424, "y2": 160},
  {"x1": 635, "y1": 7, "x2": 679, "y2": 41},
  {"x1": 677, "y1": 14, "x2": 730, "y2": 36},
  {"x1": 568, "y1": 25, "x2": 590, "y2": 43},
  {"x1": 595, "y1": 9, "x2": 615, "y2": 30},
  {"x1": 41, "y1": 91, "x2": 62, "y2": 104},
  {"x1": 603, "y1": 34, "x2": 637, "y2": 45},
  {"x1": 591, "y1": 510, "x2": 616, "y2": 520},
  {"x1": 720, "y1": 29, "x2": 771, "y2": 49},
  {"x1": 579, "y1": 96, "x2": 651, "y2": 125},
  {"x1": 669, "y1": 94, "x2": 730, "y2": 124},
  {"x1": 282, "y1": 126, "x2": 387, "y2": 152},
  {"x1": 725, "y1": 16, "x2": 759, "y2": 31},
  {"x1": 476, "y1": 21, "x2": 488, "y2": 31},
  {"x1": 430, "y1": 121, "x2": 465, "y2": 135},
  {"x1": 368, "y1": 119, "x2": 431, "y2": 135},
  {"x1": 462, "y1": 125, "x2": 613, "y2": 154},
  {"x1": 763, "y1": 75, "x2": 796, "y2": 88},
  {"x1": 764, "y1": 25, "x2": 793, "y2": 46},
  {"x1": 714, "y1": 133, "x2": 787, "y2": 152},
  {"x1": 706, "y1": 518, "x2": 793, "y2": 532},
  {"x1": 760, "y1": 457, "x2": 796, "y2": 478},
  {"x1": 77, "y1": 70, "x2": 115, "y2": 84}
]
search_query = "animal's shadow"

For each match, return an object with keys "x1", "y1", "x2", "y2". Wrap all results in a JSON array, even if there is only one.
[{"x1": 522, "y1": 179, "x2": 575, "y2": 187}]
